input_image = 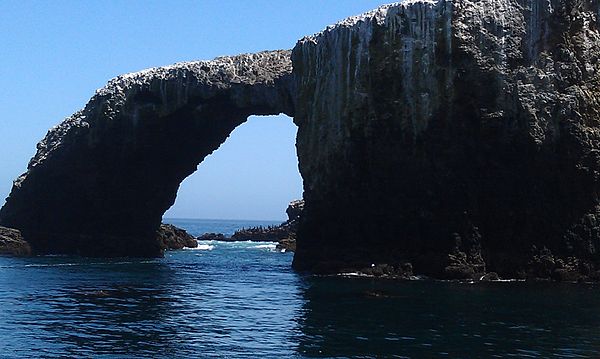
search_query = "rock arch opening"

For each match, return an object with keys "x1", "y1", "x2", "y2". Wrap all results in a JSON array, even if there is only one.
[
  {"x1": 0, "y1": 50, "x2": 295, "y2": 257},
  {"x1": 164, "y1": 114, "x2": 301, "y2": 221}
]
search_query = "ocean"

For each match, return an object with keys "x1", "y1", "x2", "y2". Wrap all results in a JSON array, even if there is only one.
[{"x1": 1, "y1": 218, "x2": 599, "y2": 358}]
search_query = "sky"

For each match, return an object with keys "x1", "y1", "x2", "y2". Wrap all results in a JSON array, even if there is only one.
[{"x1": 0, "y1": 0, "x2": 386, "y2": 221}]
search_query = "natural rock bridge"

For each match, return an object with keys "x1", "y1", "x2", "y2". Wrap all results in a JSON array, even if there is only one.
[
  {"x1": 0, "y1": 50, "x2": 294, "y2": 257},
  {"x1": 2, "y1": 0, "x2": 600, "y2": 280}
]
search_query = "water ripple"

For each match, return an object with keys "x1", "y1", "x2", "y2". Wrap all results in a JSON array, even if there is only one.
[{"x1": 1, "y1": 219, "x2": 600, "y2": 357}]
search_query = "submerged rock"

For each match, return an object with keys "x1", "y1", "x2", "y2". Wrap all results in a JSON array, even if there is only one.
[
  {"x1": 156, "y1": 224, "x2": 197, "y2": 250},
  {"x1": 0, "y1": 226, "x2": 31, "y2": 256},
  {"x1": 197, "y1": 233, "x2": 227, "y2": 241},
  {"x1": 231, "y1": 200, "x2": 302, "y2": 251},
  {"x1": 276, "y1": 238, "x2": 297, "y2": 253}
]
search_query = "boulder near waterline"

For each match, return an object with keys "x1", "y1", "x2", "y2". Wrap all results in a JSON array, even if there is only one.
[{"x1": 0, "y1": 226, "x2": 31, "y2": 256}]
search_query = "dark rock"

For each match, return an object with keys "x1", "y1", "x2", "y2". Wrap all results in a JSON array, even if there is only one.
[
  {"x1": 443, "y1": 265, "x2": 476, "y2": 280},
  {"x1": 356, "y1": 263, "x2": 413, "y2": 279},
  {"x1": 197, "y1": 233, "x2": 226, "y2": 241},
  {"x1": 0, "y1": 226, "x2": 31, "y2": 256},
  {"x1": 196, "y1": 200, "x2": 302, "y2": 251},
  {"x1": 524, "y1": 246, "x2": 588, "y2": 281},
  {"x1": 231, "y1": 225, "x2": 292, "y2": 242},
  {"x1": 480, "y1": 272, "x2": 500, "y2": 282},
  {"x1": 285, "y1": 200, "x2": 304, "y2": 223},
  {"x1": 588, "y1": 271, "x2": 600, "y2": 282},
  {"x1": 276, "y1": 238, "x2": 296, "y2": 252},
  {"x1": 527, "y1": 247, "x2": 557, "y2": 279},
  {"x1": 292, "y1": 0, "x2": 600, "y2": 279},
  {"x1": 551, "y1": 269, "x2": 581, "y2": 282},
  {"x1": 156, "y1": 224, "x2": 197, "y2": 250},
  {"x1": 0, "y1": 50, "x2": 293, "y2": 257}
]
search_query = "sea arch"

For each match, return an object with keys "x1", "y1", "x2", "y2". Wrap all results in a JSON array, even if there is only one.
[{"x1": 0, "y1": 50, "x2": 295, "y2": 256}]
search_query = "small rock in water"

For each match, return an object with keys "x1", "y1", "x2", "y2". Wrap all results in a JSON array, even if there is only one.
[
  {"x1": 0, "y1": 226, "x2": 31, "y2": 256},
  {"x1": 198, "y1": 233, "x2": 227, "y2": 241},
  {"x1": 157, "y1": 224, "x2": 198, "y2": 250}
]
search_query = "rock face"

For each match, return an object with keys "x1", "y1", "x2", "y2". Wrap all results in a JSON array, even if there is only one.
[
  {"x1": 156, "y1": 224, "x2": 198, "y2": 250},
  {"x1": 292, "y1": 0, "x2": 600, "y2": 279},
  {"x1": 0, "y1": 50, "x2": 293, "y2": 257},
  {"x1": 0, "y1": 226, "x2": 31, "y2": 256}
]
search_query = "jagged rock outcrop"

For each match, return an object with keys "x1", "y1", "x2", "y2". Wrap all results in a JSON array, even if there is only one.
[
  {"x1": 0, "y1": 226, "x2": 31, "y2": 256},
  {"x1": 292, "y1": 0, "x2": 600, "y2": 279},
  {"x1": 156, "y1": 224, "x2": 198, "y2": 250},
  {"x1": 230, "y1": 199, "x2": 302, "y2": 251},
  {"x1": 197, "y1": 199, "x2": 303, "y2": 251},
  {"x1": 0, "y1": 50, "x2": 294, "y2": 257}
]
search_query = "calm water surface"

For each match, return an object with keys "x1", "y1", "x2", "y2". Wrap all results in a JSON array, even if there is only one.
[{"x1": 1, "y1": 218, "x2": 599, "y2": 358}]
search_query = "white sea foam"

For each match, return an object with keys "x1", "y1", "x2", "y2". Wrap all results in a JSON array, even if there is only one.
[
  {"x1": 17, "y1": 260, "x2": 157, "y2": 268},
  {"x1": 253, "y1": 244, "x2": 277, "y2": 250},
  {"x1": 186, "y1": 243, "x2": 214, "y2": 250},
  {"x1": 338, "y1": 272, "x2": 368, "y2": 277}
]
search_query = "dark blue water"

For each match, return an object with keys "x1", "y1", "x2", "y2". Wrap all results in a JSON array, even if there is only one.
[{"x1": 1, "y1": 219, "x2": 600, "y2": 358}]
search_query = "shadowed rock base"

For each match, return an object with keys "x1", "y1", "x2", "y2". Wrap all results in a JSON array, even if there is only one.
[{"x1": 0, "y1": 226, "x2": 31, "y2": 256}]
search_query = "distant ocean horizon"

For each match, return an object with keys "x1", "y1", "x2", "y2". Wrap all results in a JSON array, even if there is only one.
[
  {"x1": 163, "y1": 217, "x2": 285, "y2": 222},
  {"x1": 1, "y1": 218, "x2": 600, "y2": 358},
  {"x1": 163, "y1": 217, "x2": 284, "y2": 237}
]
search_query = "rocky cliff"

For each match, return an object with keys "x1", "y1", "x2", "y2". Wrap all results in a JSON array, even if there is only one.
[
  {"x1": 0, "y1": 50, "x2": 293, "y2": 257},
  {"x1": 292, "y1": 0, "x2": 600, "y2": 279}
]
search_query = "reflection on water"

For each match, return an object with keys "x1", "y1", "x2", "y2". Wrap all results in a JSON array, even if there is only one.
[
  {"x1": 0, "y1": 240, "x2": 306, "y2": 358},
  {"x1": 2, "y1": 218, "x2": 600, "y2": 358},
  {"x1": 297, "y1": 277, "x2": 600, "y2": 358},
  {"x1": 1, "y1": 259, "x2": 182, "y2": 357}
]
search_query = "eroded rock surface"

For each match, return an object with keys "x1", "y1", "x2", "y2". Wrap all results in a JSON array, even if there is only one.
[
  {"x1": 0, "y1": 226, "x2": 31, "y2": 256},
  {"x1": 157, "y1": 224, "x2": 198, "y2": 250},
  {"x1": 292, "y1": 0, "x2": 600, "y2": 279},
  {"x1": 0, "y1": 50, "x2": 293, "y2": 256}
]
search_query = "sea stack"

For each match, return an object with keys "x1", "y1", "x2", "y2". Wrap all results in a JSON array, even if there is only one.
[{"x1": 292, "y1": 0, "x2": 600, "y2": 279}]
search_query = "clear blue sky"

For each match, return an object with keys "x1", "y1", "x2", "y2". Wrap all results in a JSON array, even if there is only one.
[{"x1": 0, "y1": 0, "x2": 386, "y2": 221}]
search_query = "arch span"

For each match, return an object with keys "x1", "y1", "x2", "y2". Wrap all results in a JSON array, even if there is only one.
[{"x1": 0, "y1": 50, "x2": 294, "y2": 256}]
